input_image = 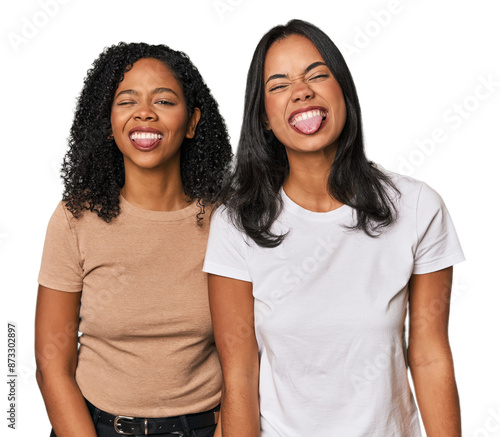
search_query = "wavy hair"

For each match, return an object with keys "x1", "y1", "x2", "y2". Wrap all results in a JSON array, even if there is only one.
[
  {"x1": 62, "y1": 42, "x2": 232, "y2": 223},
  {"x1": 225, "y1": 19, "x2": 400, "y2": 247}
]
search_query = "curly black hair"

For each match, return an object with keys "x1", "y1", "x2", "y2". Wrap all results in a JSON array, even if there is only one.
[{"x1": 62, "y1": 42, "x2": 232, "y2": 223}]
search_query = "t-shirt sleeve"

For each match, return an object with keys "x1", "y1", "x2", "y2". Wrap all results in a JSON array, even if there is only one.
[
  {"x1": 413, "y1": 183, "x2": 465, "y2": 274},
  {"x1": 203, "y1": 208, "x2": 252, "y2": 282},
  {"x1": 38, "y1": 202, "x2": 83, "y2": 292}
]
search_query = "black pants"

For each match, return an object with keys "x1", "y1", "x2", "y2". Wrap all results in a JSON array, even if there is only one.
[{"x1": 50, "y1": 400, "x2": 217, "y2": 437}]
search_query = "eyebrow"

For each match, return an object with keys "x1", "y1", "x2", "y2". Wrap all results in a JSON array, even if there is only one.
[
  {"x1": 153, "y1": 87, "x2": 178, "y2": 97},
  {"x1": 115, "y1": 87, "x2": 178, "y2": 98},
  {"x1": 265, "y1": 61, "x2": 328, "y2": 85}
]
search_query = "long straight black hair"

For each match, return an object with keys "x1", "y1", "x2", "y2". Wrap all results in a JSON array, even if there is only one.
[{"x1": 225, "y1": 19, "x2": 399, "y2": 247}]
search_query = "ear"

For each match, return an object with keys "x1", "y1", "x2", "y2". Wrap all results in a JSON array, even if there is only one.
[
  {"x1": 262, "y1": 114, "x2": 271, "y2": 131},
  {"x1": 185, "y1": 107, "x2": 201, "y2": 139}
]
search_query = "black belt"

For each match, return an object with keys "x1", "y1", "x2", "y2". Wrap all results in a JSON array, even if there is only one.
[{"x1": 87, "y1": 401, "x2": 219, "y2": 436}]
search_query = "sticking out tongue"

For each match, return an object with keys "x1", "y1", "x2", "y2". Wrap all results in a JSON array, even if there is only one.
[
  {"x1": 293, "y1": 115, "x2": 323, "y2": 134},
  {"x1": 133, "y1": 137, "x2": 159, "y2": 148}
]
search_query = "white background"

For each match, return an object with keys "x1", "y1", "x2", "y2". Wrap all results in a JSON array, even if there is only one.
[{"x1": 1, "y1": 0, "x2": 499, "y2": 435}]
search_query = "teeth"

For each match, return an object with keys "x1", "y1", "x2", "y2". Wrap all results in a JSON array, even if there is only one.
[
  {"x1": 291, "y1": 110, "x2": 327, "y2": 126},
  {"x1": 130, "y1": 132, "x2": 163, "y2": 140}
]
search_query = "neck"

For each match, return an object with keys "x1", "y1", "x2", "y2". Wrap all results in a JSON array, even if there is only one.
[
  {"x1": 283, "y1": 147, "x2": 343, "y2": 212},
  {"x1": 121, "y1": 162, "x2": 190, "y2": 212}
]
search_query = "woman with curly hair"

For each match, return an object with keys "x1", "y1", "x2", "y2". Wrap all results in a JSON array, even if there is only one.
[
  {"x1": 35, "y1": 42, "x2": 232, "y2": 437},
  {"x1": 205, "y1": 20, "x2": 464, "y2": 436}
]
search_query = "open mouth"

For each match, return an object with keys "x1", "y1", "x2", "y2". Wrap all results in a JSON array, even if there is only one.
[
  {"x1": 129, "y1": 130, "x2": 163, "y2": 150},
  {"x1": 289, "y1": 108, "x2": 328, "y2": 135}
]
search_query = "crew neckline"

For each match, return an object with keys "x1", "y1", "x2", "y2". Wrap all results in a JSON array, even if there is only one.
[
  {"x1": 280, "y1": 187, "x2": 352, "y2": 221},
  {"x1": 119, "y1": 194, "x2": 199, "y2": 222}
]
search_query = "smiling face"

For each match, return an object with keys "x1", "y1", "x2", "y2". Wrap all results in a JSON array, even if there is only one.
[
  {"x1": 110, "y1": 58, "x2": 200, "y2": 174},
  {"x1": 263, "y1": 34, "x2": 346, "y2": 158}
]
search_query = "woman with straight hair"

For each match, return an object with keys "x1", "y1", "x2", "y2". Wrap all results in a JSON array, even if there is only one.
[
  {"x1": 36, "y1": 42, "x2": 232, "y2": 437},
  {"x1": 205, "y1": 19, "x2": 464, "y2": 436}
]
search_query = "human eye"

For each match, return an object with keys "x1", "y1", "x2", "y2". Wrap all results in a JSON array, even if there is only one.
[
  {"x1": 156, "y1": 99, "x2": 175, "y2": 106},
  {"x1": 116, "y1": 100, "x2": 135, "y2": 106},
  {"x1": 309, "y1": 72, "x2": 330, "y2": 81},
  {"x1": 268, "y1": 83, "x2": 289, "y2": 92}
]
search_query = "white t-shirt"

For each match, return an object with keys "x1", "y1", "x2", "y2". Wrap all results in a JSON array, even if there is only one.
[{"x1": 203, "y1": 171, "x2": 465, "y2": 437}]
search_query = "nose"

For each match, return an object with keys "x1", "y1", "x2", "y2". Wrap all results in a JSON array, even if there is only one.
[
  {"x1": 291, "y1": 81, "x2": 314, "y2": 102},
  {"x1": 133, "y1": 102, "x2": 158, "y2": 121}
]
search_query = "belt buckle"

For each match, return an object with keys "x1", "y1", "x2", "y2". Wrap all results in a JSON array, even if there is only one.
[{"x1": 114, "y1": 415, "x2": 140, "y2": 435}]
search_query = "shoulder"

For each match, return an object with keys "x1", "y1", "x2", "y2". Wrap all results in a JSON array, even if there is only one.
[
  {"x1": 204, "y1": 204, "x2": 252, "y2": 280},
  {"x1": 48, "y1": 200, "x2": 113, "y2": 236},
  {"x1": 375, "y1": 165, "x2": 442, "y2": 209},
  {"x1": 48, "y1": 201, "x2": 76, "y2": 229},
  {"x1": 209, "y1": 205, "x2": 240, "y2": 235},
  {"x1": 376, "y1": 165, "x2": 423, "y2": 194},
  {"x1": 210, "y1": 204, "x2": 230, "y2": 223},
  {"x1": 208, "y1": 204, "x2": 251, "y2": 245}
]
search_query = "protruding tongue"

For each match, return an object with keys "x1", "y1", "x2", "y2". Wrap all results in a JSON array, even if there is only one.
[
  {"x1": 293, "y1": 115, "x2": 323, "y2": 134},
  {"x1": 133, "y1": 137, "x2": 159, "y2": 148}
]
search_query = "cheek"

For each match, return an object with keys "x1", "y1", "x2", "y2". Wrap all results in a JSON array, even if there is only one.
[
  {"x1": 110, "y1": 110, "x2": 122, "y2": 135},
  {"x1": 165, "y1": 108, "x2": 190, "y2": 134},
  {"x1": 174, "y1": 112, "x2": 190, "y2": 131},
  {"x1": 328, "y1": 87, "x2": 347, "y2": 128},
  {"x1": 337, "y1": 98, "x2": 347, "y2": 130},
  {"x1": 264, "y1": 97, "x2": 286, "y2": 132}
]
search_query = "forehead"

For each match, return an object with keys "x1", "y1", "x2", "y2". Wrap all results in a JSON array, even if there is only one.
[
  {"x1": 264, "y1": 35, "x2": 325, "y2": 75},
  {"x1": 117, "y1": 58, "x2": 181, "y2": 90}
]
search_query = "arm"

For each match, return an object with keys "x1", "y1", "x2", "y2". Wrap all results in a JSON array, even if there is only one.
[
  {"x1": 213, "y1": 406, "x2": 222, "y2": 437},
  {"x1": 408, "y1": 267, "x2": 461, "y2": 437},
  {"x1": 208, "y1": 274, "x2": 260, "y2": 437},
  {"x1": 213, "y1": 418, "x2": 221, "y2": 437},
  {"x1": 35, "y1": 285, "x2": 97, "y2": 437}
]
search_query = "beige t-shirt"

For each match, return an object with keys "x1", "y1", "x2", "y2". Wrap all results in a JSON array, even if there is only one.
[{"x1": 38, "y1": 196, "x2": 222, "y2": 417}]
